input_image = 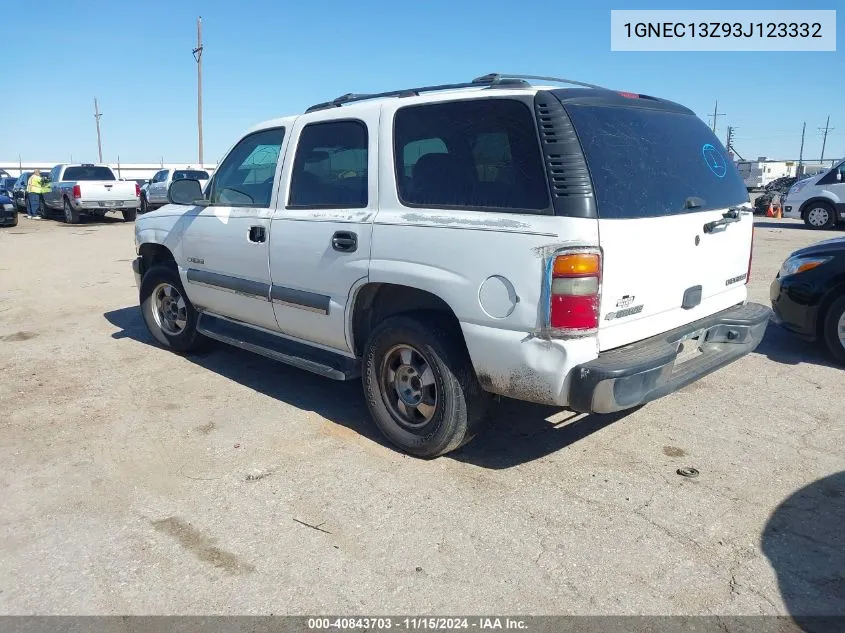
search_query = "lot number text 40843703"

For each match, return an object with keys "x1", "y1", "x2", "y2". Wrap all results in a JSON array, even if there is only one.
[{"x1": 306, "y1": 617, "x2": 529, "y2": 630}]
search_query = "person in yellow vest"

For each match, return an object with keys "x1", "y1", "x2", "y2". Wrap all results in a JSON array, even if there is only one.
[{"x1": 25, "y1": 169, "x2": 44, "y2": 219}]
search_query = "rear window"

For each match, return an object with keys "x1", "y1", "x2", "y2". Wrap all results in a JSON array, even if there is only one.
[
  {"x1": 564, "y1": 104, "x2": 748, "y2": 219},
  {"x1": 393, "y1": 99, "x2": 550, "y2": 213},
  {"x1": 63, "y1": 166, "x2": 116, "y2": 181},
  {"x1": 173, "y1": 170, "x2": 210, "y2": 181}
]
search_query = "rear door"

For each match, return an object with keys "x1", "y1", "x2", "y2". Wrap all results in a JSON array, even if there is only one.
[{"x1": 558, "y1": 95, "x2": 753, "y2": 351}]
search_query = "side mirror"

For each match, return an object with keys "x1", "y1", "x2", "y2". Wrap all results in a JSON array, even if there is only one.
[
  {"x1": 168, "y1": 178, "x2": 209, "y2": 206},
  {"x1": 837, "y1": 171, "x2": 843, "y2": 182}
]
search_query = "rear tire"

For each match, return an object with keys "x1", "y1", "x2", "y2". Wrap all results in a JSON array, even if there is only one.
[
  {"x1": 803, "y1": 202, "x2": 835, "y2": 230},
  {"x1": 363, "y1": 314, "x2": 489, "y2": 458},
  {"x1": 63, "y1": 198, "x2": 79, "y2": 224},
  {"x1": 822, "y1": 294, "x2": 845, "y2": 365},
  {"x1": 38, "y1": 195, "x2": 50, "y2": 219},
  {"x1": 140, "y1": 264, "x2": 207, "y2": 353},
  {"x1": 122, "y1": 208, "x2": 137, "y2": 222}
]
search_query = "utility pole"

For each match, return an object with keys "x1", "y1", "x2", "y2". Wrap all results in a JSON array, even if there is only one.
[
  {"x1": 798, "y1": 122, "x2": 806, "y2": 173},
  {"x1": 94, "y1": 97, "x2": 103, "y2": 163},
  {"x1": 818, "y1": 115, "x2": 834, "y2": 163},
  {"x1": 709, "y1": 99, "x2": 725, "y2": 133},
  {"x1": 193, "y1": 16, "x2": 204, "y2": 167}
]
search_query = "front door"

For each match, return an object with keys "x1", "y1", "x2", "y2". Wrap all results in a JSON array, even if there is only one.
[
  {"x1": 179, "y1": 126, "x2": 289, "y2": 332},
  {"x1": 268, "y1": 114, "x2": 378, "y2": 352}
]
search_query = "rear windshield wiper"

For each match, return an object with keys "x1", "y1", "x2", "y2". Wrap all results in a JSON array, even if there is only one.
[{"x1": 703, "y1": 206, "x2": 747, "y2": 233}]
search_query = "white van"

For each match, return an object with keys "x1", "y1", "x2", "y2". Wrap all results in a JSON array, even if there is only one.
[{"x1": 782, "y1": 159, "x2": 845, "y2": 229}]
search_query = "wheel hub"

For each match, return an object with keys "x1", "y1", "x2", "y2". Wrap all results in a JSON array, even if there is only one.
[
  {"x1": 394, "y1": 365, "x2": 423, "y2": 406},
  {"x1": 809, "y1": 208, "x2": 829, "y2": 226}
]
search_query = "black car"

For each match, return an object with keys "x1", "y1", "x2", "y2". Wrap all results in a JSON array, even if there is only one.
[
  {"x1": 0, "y1": 193, "x2": 17, "y2": 227},
  {"x1": 770, "y1": 236, "x2": 845, "y2": 363},
  {"x1": 0, "y1": 177, "x2": 16, "y2": 198}
]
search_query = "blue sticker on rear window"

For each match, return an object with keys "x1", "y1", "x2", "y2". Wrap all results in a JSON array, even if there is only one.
[{"x1": 702, "y1": 143, "x2": 727, "y2": 178}]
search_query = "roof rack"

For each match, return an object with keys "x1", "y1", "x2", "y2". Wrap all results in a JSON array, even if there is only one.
[
  {"x1": 472, "y1": 73, "x2": 610, "y2": 91},
  {"x1": 304, "y1": 72, "x2": 612, "y2": 113},
  {"x1": 305, "y1": 75, "x2": 534, "y2": 113}
]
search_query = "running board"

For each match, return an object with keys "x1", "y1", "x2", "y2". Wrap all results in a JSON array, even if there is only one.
[{"x1": 197, "y1": 313, "x2": 360, "y2": 381}]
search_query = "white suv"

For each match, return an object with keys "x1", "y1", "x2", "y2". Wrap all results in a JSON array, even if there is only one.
[{"x1": 132, "y1": 73, "x2": 770, "y2": 457}]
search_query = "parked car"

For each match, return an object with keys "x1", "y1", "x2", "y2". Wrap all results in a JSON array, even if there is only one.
[
  {"x1": 771, "y1": 237, "x2": 845, "y2": 363},
  {"x1": 132, "y1": 73, "x2": 769, "y2": 458},
  {"x1": 141, "y1": 168, "x2": 211, "y2": 213},
  {"x1": 0, "y1": 177, "x2": 16, "y2": 198},
  {"x1": 782, "y1": 159, "x2": 845, "y2": 229},
  {"x1": 42, "y1": 164, "x2": 140, "y2": 223},
  {"x1": 11, "y1": 172, "x2": 31, "y2": 211},
  {"x1": 0, "y1": 193, "x2": 17, "y2": 227}
]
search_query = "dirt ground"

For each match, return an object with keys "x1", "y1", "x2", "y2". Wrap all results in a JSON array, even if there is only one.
[{"x1": 0, "y1": 214, "x2": 842, "y2": 616}]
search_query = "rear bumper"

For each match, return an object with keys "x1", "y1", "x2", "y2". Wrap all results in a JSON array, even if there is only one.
[
  {"x1": 76, "y1": 199, "x2": 141, "y2": 210},
  {"x1": 568, "y1": 302, "x2": 771, "y2": 414}
]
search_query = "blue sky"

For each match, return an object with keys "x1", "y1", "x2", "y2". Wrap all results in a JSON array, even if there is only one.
[{"x1": 3, "y1": 0, "x2": 842, "y2": 165}]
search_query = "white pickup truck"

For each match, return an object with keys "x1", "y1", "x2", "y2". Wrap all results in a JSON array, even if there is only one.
[{"x1": 42, "y1": 164, "x2": 141, "y2": 223}]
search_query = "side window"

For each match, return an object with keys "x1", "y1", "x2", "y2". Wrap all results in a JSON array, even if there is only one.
[
  {"x1": 394, "y1": 99, "x2": 550, "y2": 212},
  {"x1": 287, "y1": 120, "x2": 368, "y2": 209},
  {"x1": 208, "y1": 127, "x2": 285, "y2": 207},
  {"x1": 50, "y1": 166, "x2": 60, "y2": 182}
]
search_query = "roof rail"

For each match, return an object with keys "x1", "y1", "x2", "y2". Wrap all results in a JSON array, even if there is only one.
[
  {"x1": 304, "y1": 75, "x2": 531, "y2": 113},
  {"x1": 473, "y1": 73, "x2": 610, "y2": 91},
  {"x1": 304, "y1": 73, "x2": 612, "y2": 113}
]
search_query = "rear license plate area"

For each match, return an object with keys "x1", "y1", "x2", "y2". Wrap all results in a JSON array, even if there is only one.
[
  {"x1": 102, "y1": 201, "x2": 117, "y2": 207},
  {"x1": 673, "y1": 328, "x2": 707, "y2": 368}
]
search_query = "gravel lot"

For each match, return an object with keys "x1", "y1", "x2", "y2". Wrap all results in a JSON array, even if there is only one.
[{"x1": 0, "y1": 215, "x2": 842, "y2": 617}]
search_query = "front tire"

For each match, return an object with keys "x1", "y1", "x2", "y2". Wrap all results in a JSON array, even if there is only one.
[
  {"x1": 140, "y1": 194, "x2": 149, "y2": 214},
  {"x1": 804, "y1": 202, "x2": 835, "y2": 230},
  {"x1": 363, "y1": 314, "x2": 489, "y2": 458},
  {"x1": 122, "y1": 208, "x2": 137, "y2": 222},
  {"x1": 63, "y1": 198, "x2": 79, "y2": 224},
  {"x1": 140, "y1": 264, "x2": 206, "y2": 353},
  {"x1": 822, "y1": 294, "x2": 845, "y2": 365}
]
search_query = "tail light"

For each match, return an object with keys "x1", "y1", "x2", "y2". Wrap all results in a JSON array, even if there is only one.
[
  {"x1": 549, "y1": 250, "x2": 602, "y2": 332},
  {"x1": 72, "y1": 184, "x2": 81, "y2": 199},
  {"x1": 135, "y1": 182, "x2": 141, "y2": 197},
  {"x1": 746, "y1": 226, "x2": 755, "y2": 283}
]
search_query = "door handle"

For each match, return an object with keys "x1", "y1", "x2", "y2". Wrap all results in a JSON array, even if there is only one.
[
  {"x1": 248, "y1": 225, "x2": 266, "y2": 243},
  {"x1": 331, "y1": 231, "x2": 357, "y2": 252}
]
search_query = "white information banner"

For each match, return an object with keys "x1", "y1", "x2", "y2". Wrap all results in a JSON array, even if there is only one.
[{"x1": 610, "y1": 10, "x2": 836, "y2": 52}]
